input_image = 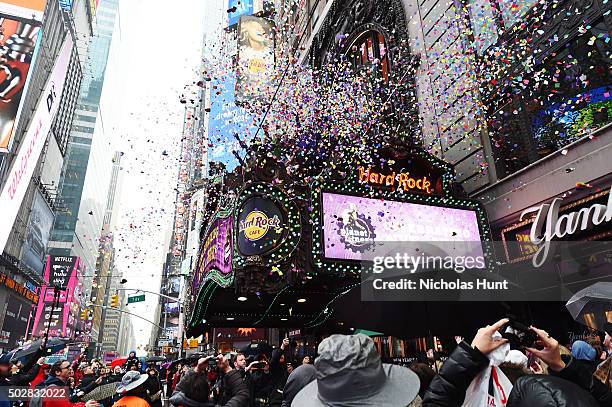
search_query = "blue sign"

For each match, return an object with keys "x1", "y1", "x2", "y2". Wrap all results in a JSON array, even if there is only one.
[
  {"x1": 228, "y1": 0, "x2": 254, "y2": 27},
  {"x1": 208, "y1": 74, "x2": 257, "y2": 170},
  {"x1": 58, "y1": 0, "x2": 73, "y2": 10}
]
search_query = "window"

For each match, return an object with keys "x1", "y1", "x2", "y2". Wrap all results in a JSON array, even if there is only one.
[{"x1": 346, "y1": 30, "x2": 390, "y2": 83}]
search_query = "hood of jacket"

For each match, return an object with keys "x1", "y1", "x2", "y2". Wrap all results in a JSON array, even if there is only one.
[
  {"x1": 507, "y1": 375, "x2": 599, "y2": 407},
  {"x1": 43, "y1": 375, "x2": 68, "y2": 387}
]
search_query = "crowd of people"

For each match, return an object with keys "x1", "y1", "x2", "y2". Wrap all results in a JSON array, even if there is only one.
[{"x1": 1, "y1": 320, "x2": 612, "y2": 406}]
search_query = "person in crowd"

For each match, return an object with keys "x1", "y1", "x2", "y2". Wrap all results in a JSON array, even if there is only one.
[
  {"x1": 426, "y1": 349, "x2": 443, "y2": 373},
  {"x1": 125, "y1": 353, "x2": 138, "y2": 371},
  {"x1": 572, "y1": 339, "x2": 600, "y2": 373},
  {"x1": 280, "y1": 364, "x2": 315, "y2": 407},
  {"x1": 301, "y1": 356, "x2": 311, "y2": 365},
  {"x1": 423, "y1": 319, "x2": 612, "y2": 406},
  {"x1": 145, "y1": 368, "x2": 162, "y2": 407},
  {"x1": 0, "y1": 353, "x2": 45, "y2": 386},
  {"x1": 292, "y1": 334, "x2": 421, "y2": 406},
  {"x1": 267, "y1": 338, "x2": 292, "y2": 407},
  {"x1": 409, "y1": 362, "x2": 436, "y2": 400},
  {"x1": 112, "y1": 371, "x2": 151, "y2": 407},
  {"x1": 499, "y1": 349, "x2": 530, "y2": 384},
  {"x1": 248, "y1": 356, "x2": 273, "y2": 407},
  {"x1": 76, "y1": 365, "x2": 102, "y2": 396},
  {"x1": 38, "y1": 360, "x2": 99, "y2": 407},
  {"x1": 232, "y1": 353, "x2": 247, "y2": 375},
  {"x1": 214, "y1": 354, "x2": 250, "y2": 407},
  {"x1": 169, "y1": 357, "x2": 213, "y2": 407},
  {"x1": 171, "y1": 364, "x2": 182, "y2": 393}
]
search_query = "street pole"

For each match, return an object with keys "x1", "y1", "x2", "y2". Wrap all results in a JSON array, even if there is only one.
[
  {"x1": 43, "y1": 287, "x2": 61, "y2": 347},
  {"x1": 95, "y1": 269, "x2": 113, "y2": 359}
]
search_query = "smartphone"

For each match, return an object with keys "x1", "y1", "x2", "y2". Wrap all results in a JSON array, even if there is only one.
[{"x1": 500, "y1": 320, "x2": 538, "y2": 348}]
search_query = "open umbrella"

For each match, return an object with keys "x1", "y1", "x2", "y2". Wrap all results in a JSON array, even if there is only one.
[
  {"x1": 11, "y1": 338, "x2": 68, "y2": 363},
  {"x1": 146, "y1": 356, "x2": 165, "y2": 363},
  {"x1": 110, "y1": 357, "x2": 128, "y2": 368},
  {"x1": 566, "y1": 282, "x2": 612, "y2": 332},
  {"x1": 81, "y1": 382, "x2": 119, "y2": 401}
]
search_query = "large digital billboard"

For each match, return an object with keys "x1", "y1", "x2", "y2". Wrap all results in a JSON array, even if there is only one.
[
  {"x1": 0, "y1": 18, "x2": 41, "y2": 153},
  {"x1": 322, "y1": 192, "x2": 484, "y2": 261},
  {"x1": 0, "y1": 34, "x2": 73, "y2": 253},
  {"x1": 20, "y1": 190, "x2": 53, "y2": 276},
  {"x1": 195, "y1": 215, "x2": 233, "y2": 290},
  {"x1": 236, "y1": 16, "x2": 274, "y2": 104},
  {"x1": 228, "y1": 0, "x2": 254, "y2": 27},
  {"x1": 0, "y1": 0, "x2": 47, "y2": 22}
]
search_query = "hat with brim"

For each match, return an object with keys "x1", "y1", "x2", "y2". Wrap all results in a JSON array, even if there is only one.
[
  {"x1": 292, "y1": 334, "x2": 420, "y2": 406},
  {"x1": 293, "y1": 363, "x2": 419, "y2": 406},
  {"x1": 116, "y1": 371, "x2": 149, "y2": 394}
]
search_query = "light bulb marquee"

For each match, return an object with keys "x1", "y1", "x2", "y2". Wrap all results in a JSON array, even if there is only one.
[{"x1": 310, "y1": 148, "x2": 493, "y2": 276}]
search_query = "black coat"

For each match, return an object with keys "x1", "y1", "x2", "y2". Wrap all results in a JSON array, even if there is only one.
[
  {"x1": 422, "y1": 342, "x2": 612, "y2": 407},
  {"x1": 218, "y1": 369, "x2": 250, "y2": 407}
]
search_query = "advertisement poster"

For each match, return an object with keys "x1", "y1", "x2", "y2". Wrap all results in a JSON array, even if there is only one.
[
  {"x1": 208, "y1": 74, "x2": 257, "y2": 170},
  {"x1": 195, "y1": 216, "x2": 233, "y2": 291},
  {"x1": 46, "y1": 256, "x2": 77, "y2": 289},
  {"x1": 20, "y1": 190, "x2": 53, "y2": 275},
  {"x1": 0, "y1": 294, "x2": 31, "y2": 348},
  {"x1": 322, "y1": 192, "x2": 484, "y2": 261},
  {"x1": 236, "y1": 16, "x2": 275, "y2": 104},
  {"x1": 0, "y1": 35, "x2": 73, "y2": 253},
  {"x1": 237, "y1": 197, "x2": 284, "y2": 256},
  {"x1": 228, "y1": 0, "x2": 254, "y2": 27},
  {"x1": 0, "y1": 0, "x2": 48, "y2": 22},
  {"x1": 0, "y1": 17, "x2": 40, "y2": 153}
]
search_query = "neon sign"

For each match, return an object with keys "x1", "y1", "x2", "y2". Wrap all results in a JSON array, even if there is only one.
[{"x1": 358, "y1": 167, "x2": 433, "y2": 194}]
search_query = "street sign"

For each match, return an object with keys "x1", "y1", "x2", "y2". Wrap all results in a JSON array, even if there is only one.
[{"x1": 127, "y1": 294, "x2": 145, "y2": 304}]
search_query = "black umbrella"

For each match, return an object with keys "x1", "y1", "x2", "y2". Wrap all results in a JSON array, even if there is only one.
[
  {"x1": 566, "y1": 282, "x2": 612, "y2": 332},
  {"x1": 11, "y1": 338, "x2": 69, "y2": 363},
  {"x1": 146, "y1": 356, "x2": 165, "y2": 363},
  {"x1": 170, "y1": 358, "x2": 188, "y2": 368},
  {"x1": 241, "y1": 342, "x2": 273, "y2": 358}
]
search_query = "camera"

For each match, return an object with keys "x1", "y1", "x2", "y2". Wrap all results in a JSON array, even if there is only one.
[{"x1": 500, "y1": 320, "x2": 538, "y2": 349}]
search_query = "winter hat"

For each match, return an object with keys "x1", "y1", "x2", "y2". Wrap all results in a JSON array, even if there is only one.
[{"x1": 572, "y1": 340, "x2": 597, "y2": 361}]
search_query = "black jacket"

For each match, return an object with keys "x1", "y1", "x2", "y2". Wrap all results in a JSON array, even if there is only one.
[
  {"x1": 218, "y1": 369, "x2": 250, "y2": 407},
  {"x1": 422, "y1": 342, "x2": 612, "y2": 407},
  {"x1": 507, "y1": 375, "x2": 600, "y2": 406},
  {"x1": 423, "y1": 341, "x2": 489, "y2": 406},
  {"x1": 0, "y1": 364, "x2": 41, "y2": 387}
]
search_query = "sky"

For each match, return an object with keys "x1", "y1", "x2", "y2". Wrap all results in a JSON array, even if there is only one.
[{"x1": 101, "y1": 0, "x2": 215, "y2": 351}]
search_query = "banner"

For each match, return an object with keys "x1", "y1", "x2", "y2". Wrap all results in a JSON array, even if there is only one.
[
  {"x1": 0, "y1": 18, "x2": 41, "y2": 152},
  {"x1": 228, "y1": 0, "x2": 253, "y2": 27},
  {"x1": 195, "y1": 215, "x2": 233, "y2": 291},
  {"x1": 0, "y1": 0, "x2": 48, "y2": 22},
  {"x1": 236, "y1": 16, "x2": 274, "y2": 104},
  {"x1": 46, "y1": 256, "x2": 77, "y2": 289},
  {"x1": 0, "y1": 34, "x2": 73, "y2": 253},
  {"x1": 20, "y1": 190, "x2": 53, "y2": 275}
]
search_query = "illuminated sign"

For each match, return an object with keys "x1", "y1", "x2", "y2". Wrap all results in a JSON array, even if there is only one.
[
  {"x1": 322, "y1": 192, "x2": 484, "y2": 261},
  {"x1": 237, "y1": 196, "x2": 285, "y2": 256},
  {"x1": 518, "y1": 187, "x2": 612, "y2": 267},
  {"x1": 195, "y1": 215, "x2": 233, "y2": 290},
  {"x1": 358, "y1": 167, "x2": 433, "y2": 194},
  {"x1": 239, "y1": 211, "x2": 281, "y2": 241}
]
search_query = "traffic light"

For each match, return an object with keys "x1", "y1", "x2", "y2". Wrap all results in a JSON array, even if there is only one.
[
  {"x1": 110, "y1": 294, "x2": 119, "y2": 308},
  {"x1": 80, "y1": 309, "x2": 88, "y2": 320}
]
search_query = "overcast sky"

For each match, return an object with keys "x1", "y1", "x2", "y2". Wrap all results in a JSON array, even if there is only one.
[{"x1": 101, "y1": 0, "x2": 221, "y2": 351}]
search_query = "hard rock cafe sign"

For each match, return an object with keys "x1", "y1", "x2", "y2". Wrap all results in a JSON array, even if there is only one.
[
  {"x1": 520, "y1": 187, "x2": 612, "y2": 267},
  {"x1": 357, "y1": 167, "x2": 434, "y2": 194}
]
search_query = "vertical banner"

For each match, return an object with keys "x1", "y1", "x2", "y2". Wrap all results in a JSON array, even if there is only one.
[
  {"x1": 0, "y1": 19, "x2": 40, "y2": 152},
  {"x1": 0, "y1": 34, "x2": 73, "y2": 253},
  {"x1": 236, "y1": 16, "x2": 275, "y2": 104},
  {"x1": 31, "y1": 256, "x2": 80, "y2": 338},
  {"x1": 20, "y1": 190, "x2": 54, "y2": 275}
]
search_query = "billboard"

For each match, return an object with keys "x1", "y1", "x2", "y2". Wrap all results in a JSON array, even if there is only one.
[
  {"x1": 237, "y1": 197, "x2": 283, "y2": 256},
  {"x1": 322, "y1": 192, "x2": 484, "y2": 261},
  {"x1": 31, "y1": 256, "x2": 81, "y2": 338},
  {"x1": 228, "y1": 0, "x2": 253, "y2": 27},
  {"x1": 236, "y1": 16, "x2": 274, "y2": 104},
  {"x1": 0, "y1": 18, "x2": 41, "y2": 153},
  {"x1": 0, "y1": 294, "x2": 32, "y2": 348},
  {"x1": 195, "y1": 215, "x2": 233, "y2": 291},
  {"x1": 0, "y1": 0, "x2": 48, "y2": 22},
  {"x1": 20, "y1": 190, "x2": 53, "y2": 275},
  {"x1": 0, "y1": 34, "x2": 73, "y2": 253},
  {"x1": 208, "y1": 74, "x2": 256, "y2": 170}
]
